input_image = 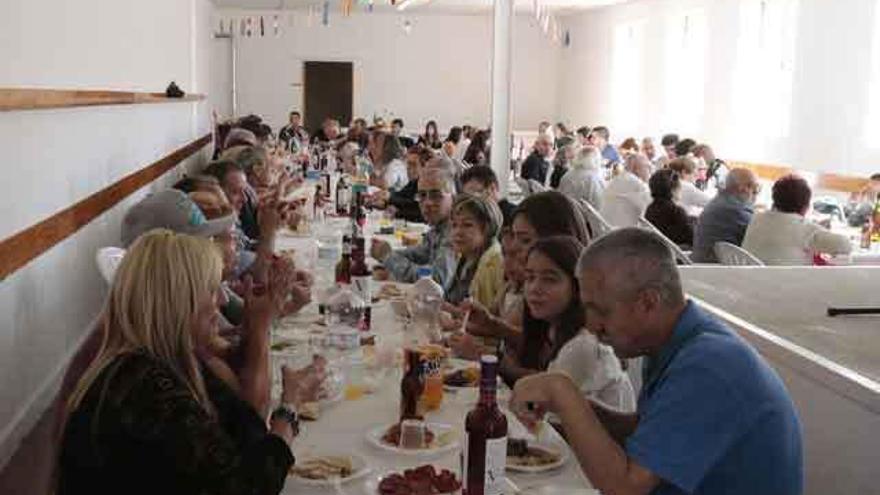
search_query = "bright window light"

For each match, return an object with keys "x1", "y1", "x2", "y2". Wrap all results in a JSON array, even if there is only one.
[
  {"x1": 662, "y1": 10, "x2": 707, "y2": 136},
  {"x1": 732, "y1": 0, "x2": 799, "y2": 143},
  {"x1": 866, "y1": 0, "x2": 880, "y2": 146},
  {"x1": 611, "y1": 19, "x2": 646, "y2": 138}
]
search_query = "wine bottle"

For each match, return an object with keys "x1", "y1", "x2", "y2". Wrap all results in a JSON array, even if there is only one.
[
  {"x1": 462, "y1": 355, "x2": 507, "y2": 495},
  {"x1": 400, "y1": 348, "x2": 425, "y2": 421},
  {"x1": 350, "y1": 236, "x2": 372, "y2": 331},
  {"x1": 335, "y1": 235, "x2": 352, "y2": 284}
]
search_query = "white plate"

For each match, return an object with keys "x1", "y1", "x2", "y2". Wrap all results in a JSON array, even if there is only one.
[
  {"x1": 506, "y1": 441, "x2": 569, "y2": 473},
  {"x1": 365, "y1": 422, "x2": 459, "y2": 457},
  {"x1": 288, "y1": 453, "x2": 370, "y2": 487},
  {"x1": 363, "y1": 468, "x2": 462, "y2": 495}
]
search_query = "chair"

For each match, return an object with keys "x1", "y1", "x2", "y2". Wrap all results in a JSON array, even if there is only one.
[
  {"x1": 713, "y1": 242, "x2": 765, "y2": 266},
  {"x1": 96, "y1": 246, "x2": 126, "y2": 284},
  {"x1": 527, "y1": 179, "x2": 547, "y2": 194},
  {"x1": 514, "y1": 177, "x2": 533, "y2": 197},
  {"x1": 636, "y1": 216, "x2": 694, "y2": 265},
  {"x1": 578, "y1": 199, "x2": 614, "y2": 238}
]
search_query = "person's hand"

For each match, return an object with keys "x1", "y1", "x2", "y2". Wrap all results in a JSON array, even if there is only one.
[
  {"x1": 439, "y1": 310, "x2": 463, "y2": 332},
  {"x1": 442, "y1": 299, "x2": 497, "y2": 338},
  {"x1": 243, "y1": 274, "x2": 276, "y2": 330},
  {"x1": 370, "y1": 239, "x2": 392, "y2": 262},
  {"x1": 447, "y1": 332, "x2": 480, "y2": 361},
  {"x1": 258, "y1": 196, "x2": 282, "y2": 236},
  {"x1": 282, "y1": 355, "x2": 328, "y2": 406},
  {"x1": 509, "y1": 371, "x2": 574, "y2": 433}
]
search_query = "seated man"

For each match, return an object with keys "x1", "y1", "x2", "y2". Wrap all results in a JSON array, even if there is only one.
[
  {"x1": 460, "y1": 165, "x2": 518, "y2": 228},
  {"x1": 743, "y1": 174, "x2": 851, "y2": 265},
  {"x1": 600, "y1": 153, "x2": 652, "y2": 228},
  {"x1": 510, "y1": 228, "x2": 803, "y2": 495},
  {"x1": 370, "y1": 166, "x2": 457, "y2": 288},
  {"x1": 520, "y1": 134, "x2": 553, "y2": 185},
  {"x1": 691, "y1": 168, "x2": 760, "y2": 263},
  {"x1": 557, "y1": 146, "x2": 606, "y2": 212},
  {"x1": 278, "y1": 110, "x2": 309, "y2": 152}
]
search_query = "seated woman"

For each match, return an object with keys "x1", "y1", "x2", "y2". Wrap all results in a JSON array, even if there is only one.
[
  {"x1": 500, "y1": 236, "x2": 635, "y2": 412},
  {"x1": 645, "y1": 169, "x2": 694, "y2": 248},
  {"x1": 58, "y1": 230, "x2": 307, "y2": 495},
  {"x1": 417, "y1": 120, "x2": 443, "y2": 150},
  {"x1": 549, "y1": 142, "x2": 576, "y2": 189},
  {"x1": 743, "y1": 174, "x2": 852, "y2": 265},
  {"x1": 445, "y1": 191, "x2": 590, "y2": 345},
  {"x1": 445, "y1": 194, "x2": 504, "y2": 306},
  {"x1": 369, "y1": 130, "x2": 408, "y2": 192},
  {"x1": 371, "y1": 144, "x2": 433, "y2": 223}
]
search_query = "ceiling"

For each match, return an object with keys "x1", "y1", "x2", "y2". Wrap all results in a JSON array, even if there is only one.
[{"x1": 212, "y1": 0, "x2": 629, "y2": 15}]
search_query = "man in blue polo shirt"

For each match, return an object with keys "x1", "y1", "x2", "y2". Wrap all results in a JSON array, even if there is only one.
[{"x1": 510, "y1": 228, "x2": 803, "y2": 495}]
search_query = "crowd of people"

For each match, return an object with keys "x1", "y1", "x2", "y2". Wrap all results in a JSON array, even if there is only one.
[{"x1": 53, "y1": 108, "x2": 880, "y2": 495}]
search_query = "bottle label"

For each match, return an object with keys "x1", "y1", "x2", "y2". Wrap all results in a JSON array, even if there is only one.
[
  {"x1": 462, "y1": 434, "x2": 507, "y2": 495},
  {"x1": 484, "y1": 436, "x2": 507, "y2": 495},
  {"x1": 351, "y1": 275, "x2": 371, "y2": 305}
]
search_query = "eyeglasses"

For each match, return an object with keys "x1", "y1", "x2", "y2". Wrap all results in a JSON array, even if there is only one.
[{"x1": 416, "y1": 189, "x2": 448, "y2": 202}]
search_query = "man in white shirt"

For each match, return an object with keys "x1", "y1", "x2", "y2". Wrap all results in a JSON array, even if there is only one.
[
  {"x1": 600, "y1": 154, "x2": 652, "y2": 228},
  {"x1": 558, "y1": 146, "x2": 606, "y2": 211},
  {"x1": 743, "y1": 175, "x2": 851, "y2": 265},
  {"x1": 668, "y1": 157, "x2": 712, "y2": 213}
]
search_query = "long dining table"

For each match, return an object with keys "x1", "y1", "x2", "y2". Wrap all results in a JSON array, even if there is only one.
[{"x1": 269, "y1": 209, "x2": 594, "y2": 495}]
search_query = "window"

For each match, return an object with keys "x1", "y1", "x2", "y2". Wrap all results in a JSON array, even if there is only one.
[
  {"x1": 662, "y1": 10, "x2": 707, "y2": 135},
  {"x1": 732, "y1": 0, "x2": 799, "y2": 142},
  {"x1": 866, "y1": 0, "x2": 880, "y2": 145},
  {"x1": 611, "y1": 19, "x2": 646, "y2": 137}
]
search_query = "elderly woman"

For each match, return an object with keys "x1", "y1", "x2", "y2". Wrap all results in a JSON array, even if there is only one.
[
  {"x1": 58, "y1": 230, "x2": 307, "y2": 495},
  {"x1": 557, "y1": 146, "x2": 606, "y2": 210}
]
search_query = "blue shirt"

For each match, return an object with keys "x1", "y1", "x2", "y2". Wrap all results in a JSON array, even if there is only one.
[
  {"x1": 602, "y1": 144, "x2": 621, "y2": 165},
  {"x1": 626, "y1": 301, "x2": 803, "y2": 495},
  {"x1": 691, "y1": 192, "x2": 754, "y2": 263}
]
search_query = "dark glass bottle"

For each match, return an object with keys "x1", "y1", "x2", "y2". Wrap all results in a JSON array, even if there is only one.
[
  {"x1": 350, "y1": 236, "x2": 372, "y2": 331},
  {"x1": 400, "y1": 349, "x2": 425, "y2": 421},
  {"x1": 335, "y1": 236, "x2": 352, "y2": 284},
  {"x1": 462, "y1": 355, "x2": 508, "y2": 495},
  {"x1": 336, "y1": 175, "x2": 350, "y2": 216}
]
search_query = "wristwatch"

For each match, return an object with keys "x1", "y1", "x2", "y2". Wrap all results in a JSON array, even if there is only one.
[{"x1": 271, "y1": 402, "x2": 300, "y2": 437}]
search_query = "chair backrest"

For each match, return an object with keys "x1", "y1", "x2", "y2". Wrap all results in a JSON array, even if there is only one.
[
  {"x1": 527, "y1": 179, "x2": 547, "y2": 194},
  {"x1": 713, "y1": 241, "x2": 765, "y2": 266},
  {"x1": 578, "y1": 199, "x2": 614, "y2": 238},
  {"x1": 636, "y1": 216, "x2": 694, "y2": 265},
  {"x1": 514, "y1": 177, "x2": 532, "y2": 198}
]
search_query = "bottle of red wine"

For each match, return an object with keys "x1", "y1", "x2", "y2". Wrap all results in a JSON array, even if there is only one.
[
  {"x1": 350, "y1": 236, "x2": 372, "y2": 331},
  {"x1": 462, "y1": 355, "x2": 507, "y2": 495}
]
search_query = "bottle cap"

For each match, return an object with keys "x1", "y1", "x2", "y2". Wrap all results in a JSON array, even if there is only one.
[{"x1": 416, "y1": 267, "x2": 433, "y2": 279}]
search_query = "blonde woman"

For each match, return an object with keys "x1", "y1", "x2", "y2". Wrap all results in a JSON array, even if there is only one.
[{"x1": 58, "y1": 230, "x2": 301, "y2": 495}]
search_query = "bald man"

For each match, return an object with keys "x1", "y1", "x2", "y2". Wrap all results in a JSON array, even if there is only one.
[
  {"x1": 600, "y1": 153, "x2": 653, "y2": 228},
  {"x1": 520, "y1": 133, "x2": 553, "y2": 185},
  {"x1": 691, "y1": 168, "x2": 761, "y2": 263}
]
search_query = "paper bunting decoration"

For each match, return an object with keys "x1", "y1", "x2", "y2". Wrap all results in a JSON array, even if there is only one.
[
  {"x1": 322, "y1": 1, "x2": 330, "y2": 26},
  {"x1": 273, "y1": 14, "x2": 281, "y2": 36},
  {"x1": 342, "y1": 0, "x2": 353, "y2": 16},
  {"x1": 260, "y1": 16, "x2": 265, "y2": 37},
  {"x1": 564, "y1": 30, "x2": 571, "y2": 47}
]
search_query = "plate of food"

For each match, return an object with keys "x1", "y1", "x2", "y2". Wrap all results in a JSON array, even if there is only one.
[
  {"x1": 443, "y1": 366, "x2": 479, "y2": 388},
  {"x1": 506, "y1": 438, "x2": 568, "y2": 473},
  {"x1": 288, "y1": 453, "x2": 370, "y2": 486},
  {"x1": 366, "y1": 422, "x2": 459, "y2": 456},
  {"x1": 367, "y1": 464, "x2": 462, "y2": 495}
]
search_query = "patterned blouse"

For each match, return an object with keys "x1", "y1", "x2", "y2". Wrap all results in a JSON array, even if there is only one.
[{"x1": 58, "y1": 352, "x2": 293, "y2": 495}]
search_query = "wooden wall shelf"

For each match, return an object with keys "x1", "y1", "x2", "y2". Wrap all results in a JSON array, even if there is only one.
[
  {"x1": 0, "y1": 133, "x2": 212, "y2": 281},
  {"x1": 0, "y1": 87, "x2": 205, "y2": 112}
]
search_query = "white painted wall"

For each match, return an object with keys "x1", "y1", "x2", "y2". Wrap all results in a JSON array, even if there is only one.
[
  {"x1": 0, "y1": 0, "x2": 217, "y2": 470},
  {"x1": 559, "y1": 0, "x2": 880, "y2": 176},
  {"x1": 219, "y1": 9, "x2": 562, "y2": 133}
]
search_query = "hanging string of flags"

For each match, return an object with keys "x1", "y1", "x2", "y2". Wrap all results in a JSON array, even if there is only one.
[
  {"x1": 533, "y1": 0, "x2": 571, "y2": 48},
  {"x1": 214, "y1": 0, "x2": 570, "y2": 47}
]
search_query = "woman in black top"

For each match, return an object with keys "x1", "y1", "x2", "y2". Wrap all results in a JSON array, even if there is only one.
[
  {"x1": 645, "y1": 169, "x2": 694, "y2": 247},
  {"x1": 417, "y1": 120, "x2": 442, "y2": 150},
  {"x1": 58, "y1": 230, "x2": 296, "y2": 495}
]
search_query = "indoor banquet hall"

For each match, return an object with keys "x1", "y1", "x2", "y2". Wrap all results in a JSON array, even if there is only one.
[{"x1": 1, "y1": 0, "x2": 879, "y2": 494}]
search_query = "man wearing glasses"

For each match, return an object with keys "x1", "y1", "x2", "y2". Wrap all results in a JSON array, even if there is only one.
[
  {"x1": 691, "y1": 168, "x2": 761, "y2": 263},
  {"x1": 370, "y1": 162, "x2": 457, "y2": 288}
]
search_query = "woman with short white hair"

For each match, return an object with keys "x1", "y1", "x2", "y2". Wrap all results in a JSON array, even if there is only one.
[{"x1": 557, "y1": 145, "x2": 606, "y2": 210}]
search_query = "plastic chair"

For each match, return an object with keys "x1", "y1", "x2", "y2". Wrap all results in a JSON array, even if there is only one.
[
  {"x1": 578, "y1": 199, "x2": 614, "y2": 238},
  {"x1": 96, "y1": 246, "x2": 126, "y2": 284},
  {"x1": 636, "y1": 216, "x2": 694, "y2": 265},
  {"x1": 527, "y1": 179, "x2": 547, "y2": 194},
  {"x1": 713, "y1": 242, "x2": 765, "y2": 266}
]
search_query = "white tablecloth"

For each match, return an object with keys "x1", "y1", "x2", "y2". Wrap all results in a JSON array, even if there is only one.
[{"x1": 270, "y1": 295, "x2": 591, "y2": 494}]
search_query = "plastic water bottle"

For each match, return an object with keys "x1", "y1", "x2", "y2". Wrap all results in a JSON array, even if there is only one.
[{"x1": 409, "y1": 267, "x2": 444, "y2": 344}]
